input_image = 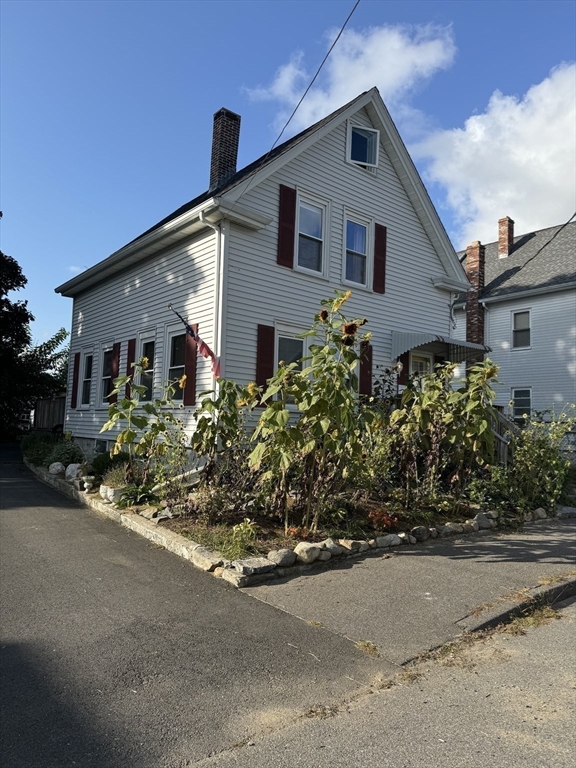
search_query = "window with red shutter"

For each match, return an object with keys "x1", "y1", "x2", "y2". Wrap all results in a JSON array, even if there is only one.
[
  {"x1": 373, "y1": 223, "x2": 387, "y2": 294},
  {"x1": 277, "y1": 185, "x2": 296, "y2": 268}
]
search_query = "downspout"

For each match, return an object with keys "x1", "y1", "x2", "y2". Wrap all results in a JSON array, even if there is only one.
[{"x1": 198, "y1": 211, "x2": 224, "y2": 397}]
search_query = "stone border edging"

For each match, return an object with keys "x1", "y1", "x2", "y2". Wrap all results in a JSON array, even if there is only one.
[
  {"x1": 456, "y1": 577, "x2": 576, "y2": 633},
  {"x1": 23, "y1": 458, "x2": 576, "y2": 589}
]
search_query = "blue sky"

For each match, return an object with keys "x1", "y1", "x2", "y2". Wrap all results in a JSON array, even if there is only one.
[{"x1": 1, "y1": 0, "x2": 575, "y2": 343}]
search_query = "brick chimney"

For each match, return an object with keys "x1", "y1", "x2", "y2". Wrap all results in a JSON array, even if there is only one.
[
  {"x1": 465, "y1": 240, "x2": 485, "y2": 350},
  {"x1": 498, "y1": 216, "x2": 514, "y2": 258},
  {"x1": 209, "y1": 108, "x2": 241, "y2": 191}
]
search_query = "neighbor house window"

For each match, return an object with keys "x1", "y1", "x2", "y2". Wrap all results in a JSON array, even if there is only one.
[
  {"x1": 512, "y1": 311, "x2": 530, "y2": 348},
  {"x1": 297, "y1": 200, "x2": 324, "y2": 273},
  {"x1": 345, "y1": 219, "x2": 368, "y2": 285},
  {"x1": 410, "y1": 354, "x2": 432, "y2": 376},
  {"x1": 81, "y1": 354, "x2": 93, "y2": 406},
  {"x1": 348, "y1": 124, "x2": 379, "y2": 167},
  {"x1": 101, "y1": 348, "x2": 114, "y2": 403},
  {"x1": 168, "y1": 333, "x2": 186, "y2": 401},
  {"x1": 512, "y1": 388, "x2": 531, "y2": 422},
  {"x1": 140, "y1": 340, "x2": 155, "y2": 401}
]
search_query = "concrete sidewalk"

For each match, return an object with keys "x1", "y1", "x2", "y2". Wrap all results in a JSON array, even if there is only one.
[{"x1": 243, "y1": 520, "x2": 576, "y2": 665}]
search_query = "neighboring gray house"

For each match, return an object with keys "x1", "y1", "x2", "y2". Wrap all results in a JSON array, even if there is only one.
[
  {"x1": 455, "y1": 216, "x2": 576, "y2": 419},
  {"x1": 56, "y1": 87, "x2": 486, "y2": 457}
]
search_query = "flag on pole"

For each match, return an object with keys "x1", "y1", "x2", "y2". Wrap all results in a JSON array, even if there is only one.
[{"x1": 168, "y1": 304, "x2": 220, "y2": 378}]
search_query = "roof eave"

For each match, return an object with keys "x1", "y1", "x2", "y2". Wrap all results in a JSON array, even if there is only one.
[{"x1": 55, "y1": 198, "x2": 271, "y2": 297}]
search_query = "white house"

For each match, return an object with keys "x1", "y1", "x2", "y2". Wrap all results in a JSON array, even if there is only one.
[
  {"x1": 454, "y1": 216, "x2": 576, "y2": 419},
  {"x1": 56, "y1": 87, "x2": 486, "y2": 457}
]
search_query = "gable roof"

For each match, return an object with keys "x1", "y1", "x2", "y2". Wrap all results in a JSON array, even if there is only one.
[
  {"x1": 459, "y1": 220, "x2": 576, "y2": 303},
  {"x1": 56, "y1": 88, "x2": 470, "y2": 297}
]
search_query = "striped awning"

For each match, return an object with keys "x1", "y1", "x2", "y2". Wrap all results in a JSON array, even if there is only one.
[{"x1": 391, "y1": 331, "x2": 491, "y2": 362}]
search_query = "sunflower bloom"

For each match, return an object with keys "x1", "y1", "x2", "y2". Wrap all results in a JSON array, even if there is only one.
[{"x1": 178, "y1": 374, "x2": 187, "y2": 389}]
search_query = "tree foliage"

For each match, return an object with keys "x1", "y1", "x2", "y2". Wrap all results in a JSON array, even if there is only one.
[{"x1": 0, "y1": 250, "x2": 68, "y2": 438}]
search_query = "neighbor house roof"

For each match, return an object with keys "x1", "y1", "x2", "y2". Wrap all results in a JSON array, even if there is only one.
[{"x1": 459, "y1": 220, "x2": 576, "y2": 303}]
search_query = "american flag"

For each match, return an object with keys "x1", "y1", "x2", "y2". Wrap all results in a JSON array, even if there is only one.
[{"x1": 168, "y1": 304, "x2": 221, "y2": 378}]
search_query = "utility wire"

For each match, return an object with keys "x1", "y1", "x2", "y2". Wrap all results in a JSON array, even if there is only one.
[{"x1": 223, "y1": 0, "x2": 361, "y2": 214}]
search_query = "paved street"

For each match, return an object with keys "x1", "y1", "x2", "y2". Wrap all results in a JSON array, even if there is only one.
[
  {"x1": 0, "y1": 447, "x2": 387, "y2": 768},
  {"x1": 195, "y1": 597, "x2": 576, "y2": 768},
  {"x1": 1, "y1": 445, "x2": 575, "y2": 767}
]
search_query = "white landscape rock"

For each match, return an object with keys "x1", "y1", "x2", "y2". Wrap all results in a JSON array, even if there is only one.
[
  {"x1": 65, "y1": 463, "x2": 82, "y2": 483},
  {"x1": 267, "y1": 549, "x2": 296, "y2": 567},
  {"x1": 320, "y1": 538, "x2": 344, "y2": 556},
  {"x1": 533, "y1": 507, "x2": 548, "y2": 520},
  {"x1": 48, "y1": 462, "x2": 65, "y2": 475},
  {"x1": 232, "y1": 557, "x2": 277, "y2": 576},
  {"x1": 474, "y1": 513, "x2": 495, "y2": 530},
  {"x1": 294, "y1": 542, "x2": 321, "y2": 564}
]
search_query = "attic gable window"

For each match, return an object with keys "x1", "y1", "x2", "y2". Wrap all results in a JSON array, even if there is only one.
[{"x1": 348, "y1": 123, "x2": 379, "y2": 168}]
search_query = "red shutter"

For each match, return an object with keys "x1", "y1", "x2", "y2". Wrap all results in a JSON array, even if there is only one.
[
  {"x1": 125, "y1": 338, "x2": 136, "y2": 398},
  {"x1": 256, "y1": 324, "x2": 275, "y2": 402},
  {"x1": 70, "y1": 352, "x2": 80, "y2": 409},
  {"x1": 277, "y1": 185, "x2": 296, "y2": 268},
  {"x1": 397, "y1": 351, "x2": 410, "y2": 385},
  {"x1": 359, "y1": 342, "x2": 373, "y2": 396},
  {"x1": 109, "y1": 342, "x2": 121, "y2": 404},
  {"x1": 373, "y1": 223, "x2": 387, "y2": 294},
  {"x1": 183, "y1": 325, "x2": 197, "y2": 407}
]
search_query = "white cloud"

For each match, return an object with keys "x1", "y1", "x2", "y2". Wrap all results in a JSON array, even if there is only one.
[
  {"x1": 246, "y1": 24, "x2": 456, "y2": 134},
  {"x1": 68, "y1": 265, "x2": 84, "y2": 274},
  {"x1": 414, "y1": 63, "x2": 576, "y2": 247}
]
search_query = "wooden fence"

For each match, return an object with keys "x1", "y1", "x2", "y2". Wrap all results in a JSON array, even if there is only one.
[{"x1": 33, "y1": 395, "x2": 66, "y2": 431}]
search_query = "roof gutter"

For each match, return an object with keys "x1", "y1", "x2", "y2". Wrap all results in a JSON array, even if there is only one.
[{"x1": 55, "y1": 197, "x2": 271, "y2": 298}]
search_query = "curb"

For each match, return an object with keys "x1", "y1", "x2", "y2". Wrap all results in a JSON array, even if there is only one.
[
  {"x1": 456, "y1": 577, "x2": 576, "y2": 633},
  {"x1": 23, "y1": 459, "x2": 576, "y2": 591}
]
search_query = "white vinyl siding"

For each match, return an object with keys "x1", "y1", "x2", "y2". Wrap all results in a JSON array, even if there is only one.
[
  {"x1": 65, "y1": 229, "x2": 217, "y2": 440},
  {"x1": 223, "y1": 107, "x2": 454, "y2": 389},
  {"x1": 454, "y1": 289, "x2": 576, "y2": 414}
]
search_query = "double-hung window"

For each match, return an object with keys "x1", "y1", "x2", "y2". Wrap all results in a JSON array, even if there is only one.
[
  {"x1": 410, "y1": 353, "x2": 432, "y2": 376},
  {"x1": 101, "y1": 347, "x2": 114, "y2": 404},
  {"x1": 345, "y1": 218, "x2": 368, "y2": 286},
  {"x1": 512, "y1": 388, "x2": 531, "y2": 422},
  {"x1": 81, "y1": 354, "x2": 93, "y2": 406},
  {"x1": 140, "y1": 339, "x2": 155, "y2": 402},
  {"x1": 347, "y1": 123, "x2": 379, "y2": 168},
  {"x1": 276, "y1": 328, "x2": 306, "y2": 404},
  {"x1": 168, "y1": 333, "x2": 186, "y2": 401},
  {"x1": 297, "y1": 200, "x2": 324, "y2": 274},
  {"x1": 512, "y1": 311, "x2": 530, "y2": 348}
]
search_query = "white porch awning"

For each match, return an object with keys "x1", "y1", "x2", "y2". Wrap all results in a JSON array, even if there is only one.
[{"x1": 391, "y1": 331, "x2": 491, "y2": 362}]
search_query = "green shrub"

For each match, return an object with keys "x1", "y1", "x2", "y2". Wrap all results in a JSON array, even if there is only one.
[
  {"x1": 20, "y1": 431, "x2": 60, "y2": 465},
  {"x1": 91, "y1": 451, "x2": 130, "y2": 478},
  {"x1": 117, "y1": 483, "x2": 157, "y2": 508},
  {"x1": 44, "y1": 440, "x2": 85, "y2": 467},
  {"x1": 488, "y1": 410, "x2": 574, "y2": 511}
]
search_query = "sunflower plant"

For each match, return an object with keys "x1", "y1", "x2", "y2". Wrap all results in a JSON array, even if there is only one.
[{"x1": 249, "y1": 291, "x2": 375, "y2": 532}]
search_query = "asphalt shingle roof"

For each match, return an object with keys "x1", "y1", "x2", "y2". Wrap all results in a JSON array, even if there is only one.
[{"x1": 459, "y1": 220, "x2": 576, "y2": 301}]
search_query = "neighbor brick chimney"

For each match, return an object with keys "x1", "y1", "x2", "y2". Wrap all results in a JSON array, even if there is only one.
[
  {"x1": 465, "y1": 240, "x2": 485, "y2": 351},
  {"x1": 209, "y1": 108, "x2": 241, "y2": 191},
  {"x1": 498, "y1": 216, "x2": 514, "y2": 258}
]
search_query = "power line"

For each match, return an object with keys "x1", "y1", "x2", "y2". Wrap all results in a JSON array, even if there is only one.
[{"x1": 224, "y1": 0, "x2": 361, "y2": 214}]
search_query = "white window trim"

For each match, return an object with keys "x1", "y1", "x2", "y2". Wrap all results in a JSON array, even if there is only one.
[
  {"x1": 511, "y1": 387, "x2": 532, "y2": 421},
  {"x1": 79, "y1": 347, "x2": 94, "y2": 409},
  {"x1": 346, "y1": 120, "x2": 380, "y2": 169},
  {"x1": 97, "y1": 340, "x2": 115, "y2": 409},
  {"x1": 294, "y1": 188, "x2": 331, "y2": 279},
  {"x1": 165, "y1": 324, "x2": 187, "y2": 403},
  {"x1": 342, "y1": 209, "x2": 374, "y2": 290},
  {"x1": 511, "y1": 308, "x2": 532, "y2": 350},
  {"x1": 410, "y1": 351, "x2": 434, "y2": 375},
  {"x1": 274, "y1": 321, "x2": 310, "y2": 409},
  {"x1": 138, "y1": 329, "x2": 157, "y2": 402}
]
